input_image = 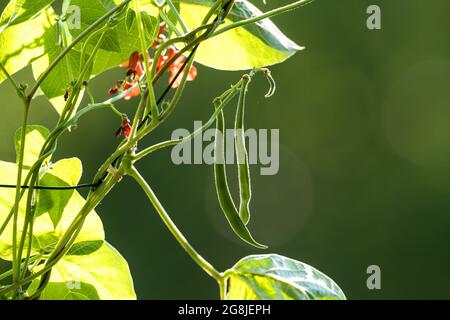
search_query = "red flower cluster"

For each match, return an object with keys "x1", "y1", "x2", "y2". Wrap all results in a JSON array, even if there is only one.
[
  {"x1": 108, "y1": 51, "x2": 143, "y2": 100},
  {"x1": 108, "y1": 23, "x2": 198, "y2": 100},
  {"x1": 158, "y1": 46, "x2": 198, "y2": 89},
  {"x1": 109, "y1": 24, "x2": 198, "y2": 138}
]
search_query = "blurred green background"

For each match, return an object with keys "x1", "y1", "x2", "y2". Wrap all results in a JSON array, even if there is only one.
[{"x1": 1, "y1": 0, "x2": 450, "y2": 299}]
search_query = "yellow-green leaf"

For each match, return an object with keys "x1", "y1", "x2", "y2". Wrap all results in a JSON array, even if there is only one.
[
  {"x1": 0, "y1": 7, "x2": 53, "y2": 85},
  {"x1": 15, "y1": 125, "x2": 50, "y2": 169},
  {"x1": 225, "y1": 254, "x2": 346, "y2": 300},
  {"x1": 0, "y1": 158, "x2": 104, "y2": 260},
  {"x1": 31, "y1": 10, "x2": 88, "y2": 115},
  {"x1": 35, "y1": 158, "x2": 82, "y2": 227},
  {"x1": 0, "y1": 0, "x2": 56, "y2": 31},
  {"x1": 30, "y1": 242, "x2": 136, "y2": 300},
  {"x1": 178, "y1": 0, "x2": 303, "y2": 70}
]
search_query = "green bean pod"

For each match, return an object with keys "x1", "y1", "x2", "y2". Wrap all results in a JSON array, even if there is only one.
[
  {"x1": 214, "y1": 101, "x2": 266, "y2": 249},
  {"x1": 234, "y1": 77, "x2": 252, "y2": 225}
]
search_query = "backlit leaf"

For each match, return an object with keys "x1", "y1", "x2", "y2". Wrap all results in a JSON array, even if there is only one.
[
  {"x1": 15, "y1": 125, "x2": 50, "y2": 169},
  {"x1": 0, "y1": 0, "x2": 55, "y2": 32},
  {"x1": 225, "y1": 254, "x2": 346, "y2": 300},
  {"x1": 177, "y1": 0, "x2": 303, "y2": 70},
  {"x1": 30, "y1": 242, "x2": 136, "y2": 300},
  {"x1": 0, "y1": 7, "x2": 53, "y2": 85}
]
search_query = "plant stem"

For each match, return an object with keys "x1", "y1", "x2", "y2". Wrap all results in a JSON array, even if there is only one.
[
  {"x1": 134, "y1": 82, "x2": 241, "y2": 161},
  {"x1": 0, "y1": 61, "x2": 24, "y2": 101},
  {"x1": 11, "y1": 101, "x2": 30, "y2": 284},
  {"x1": 129, "y1": 166, "x2": 222, "y2": 282},
  {"x1": 27, "y1": 0, "x2": 132, "y2": 101},
  {"x1": 212, "y1": 0, "x2": 314, "y2": 38},
  {"x1": 219, "y1": 276, "x2": 228, "y2": 300},
  {"x1": 159, "y1": 8, "x2": 182, "y2": 37},
  {"x1": 134, "y1": 0, "x2": 158, "y2": 124},
  {"x1": 166, "y1": 0, "x2": 189, "y2": 33},
  {"x1": 0, "y1": 255, "x2": 41, "y2": 282},
  {"x1": 130, "y1": 92, "x2": 148, "y2": 139},
  {"x1": 0, "y1": 174, "x2": 119, "y2": 296}
]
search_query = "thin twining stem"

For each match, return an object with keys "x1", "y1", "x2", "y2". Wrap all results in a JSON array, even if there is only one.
[{"x1": 129, "y1": 166, "x2": 223, "y2": 282}]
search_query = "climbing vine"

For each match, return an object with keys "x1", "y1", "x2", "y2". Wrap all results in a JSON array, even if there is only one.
[{"x1": 0, "y1": 0, "x2": 345, "y2": 300}]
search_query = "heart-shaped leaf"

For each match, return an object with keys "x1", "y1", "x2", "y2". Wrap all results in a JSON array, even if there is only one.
[
  {"x1": 0, "y1": 127, "x2": 104, "y2": 260},
  {"x1": 63, "y1": 0, "x2": 158, "y2": 76},
  {"x1": 28, "y1": 242, "x2": 136, "y2": 300},
  {"x1": 176, "y1": 0, "x2": 303, "y2": 70},
  {"x1": 224, "y1": 254, "x2": 346, "y2": 300},
  {"x1": 0, "y1": 158, "x2": 105, "y2": 260}
]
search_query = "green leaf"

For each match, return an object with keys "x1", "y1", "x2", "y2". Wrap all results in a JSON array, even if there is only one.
[
  {"x1": 31, "y1": 14, "x2": 88, "y2": 115},
  {"x1": 0, "y1": 158, "x2": 104, "y2": 260},
  {"x1": 0, "y1": 0, "x2": 56, "y2": 32},
  {"x1": 176, "y1": 0, "x2": 303, "y2": 70},
  {"x1": 125, "y1": 7, "x2": 136, "y2": 32},
  {"x1": 0, "y1": 7, "x2": 53, "y2": 85},
  {"x1": 30, "y1": 242, "x2": 136, "y2": 300},
  {"x1": 15, "y1": 125, "x2": 50, "y2": 169},
  {"x1": 65, "y1": 0, "x2": 122, "y2": 53},
  {"x1": 65, "y1": 0, "x2": 159, "y2": 76},
  {"x1": 28, "y1": 281, "x2": 101, "y2": 300},
  {"x1": 35, "y1": 158, "x2": 82, "y2": 227},
  {"x1": 31, "y1": 43, "x2": 85, "y2": 103},
  {"x1": 225, "y1": 254, "x2": 346, "y2": 300},
  {"x1": 66, "y1": 240, "x2": 104, "y2": 255}
]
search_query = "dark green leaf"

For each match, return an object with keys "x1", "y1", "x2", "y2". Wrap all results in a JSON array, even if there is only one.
[
  {"x1": 31, "y1": 15, "x2": 92, "y2": 114},
  {"x1": 125, "y1": 7, "x2": 136, "y2": 32},
  {"x1": 65, "y1": 0, "x2": 122, "y2": 52},
  {"x1": 66, "y1": 240, "x2": 104, "y2": 255},
  {"x1": 66, "y1": 0, "x2": 158, "y2": 75}
]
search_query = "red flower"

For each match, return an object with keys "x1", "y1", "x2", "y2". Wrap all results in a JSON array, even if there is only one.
[
  {"x1": 108, "y1": 44, "x2": 198, "y2": 100},
  {"x1": 109, "y1": 52, "x2": 144, "y2": 100},
  {"x1": 123, "y1": 80, "x2": 141, "y2": 101},
  {"x1": 121, "y1": 51, "x2": 145, "y2": 78},
  {"x1": 167, "y1": 49, "x2": 197, "y2": 88},
  {"x1": 109, "y1": 86, "x2": 119, "y2": 95},
  {"x1": 159, "y1": 46, "x2": 197, "y2": 88},
  {"x1": 116, "y1": 117, "x2": 132, "y2": 139}
]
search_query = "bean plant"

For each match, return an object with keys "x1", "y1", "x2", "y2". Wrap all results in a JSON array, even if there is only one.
[{"x1": 0, "y1": 0, "x2": 346, "y2": 300}]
